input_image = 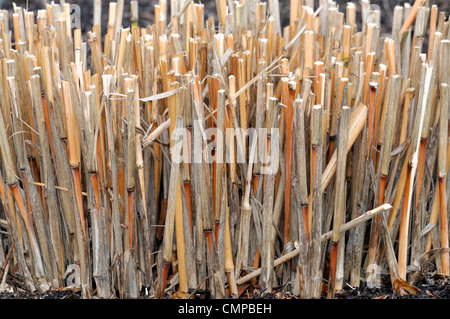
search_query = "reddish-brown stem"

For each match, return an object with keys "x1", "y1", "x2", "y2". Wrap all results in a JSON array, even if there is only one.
[
  {"x1": 399, "y1": 166, "x2": 412, "y2": 280},
  {"x1": 117, "y1": 165, "x2": 125, "y2": 220},
  {"x1": 128, "y1": 189, "x2": 134, "y2": 249},
  {"x1": 96, "y1": 135, "x2": 105, "y2": 191},
  {"x1": 72, "y1": 167, "x2": 86, "y2": 240},
  {"x1": 20, "y1": 170, "x2": 34, "y2": 223},
  {"x1": 89, "y1": 173, "x2": 101, "y2": 211},
  {"x1": 32, "y1": 159, "x2": 45, "y2": 215},
  {"x1": 379, "y1": 176, "x2": 387, "y2": 206},
  {"x1": 212, "y1": 147, "x2": 217, "y2": 243},
  {"x1": 214, "y1": 221, "x2": 220, "y2": 245},
  {"x1": 253, "y1": 248, "x2": 261, "y2": 269},
  {"x1": 414, "y1": 140, "x2": 427, "y2": 208},
  {"x1": 301, "y1": 205, "x2": 310, "y2": 239},
  {"x1": 41, "y1": 94, "x2": 55, "y2": 160},
  {"x1": 329, "y1": 242, "x2": 339, "y2": 298},
  {"x1": 205, "y1": 230, "x2": 213, "y2": 257},
  {"x1": 366, "y1": 175, "x2": 386, "y2": 268},
  {"x1": 310, "y1": 146, "x2": 318, "y2": 228},
  {"x1": 252, "y1": 174, "x2": 261, "y2": 269},
  {"x1": 0, "y1": 245, "x2": 13, "y2": 281},
  {"x1": 372, "y1": 67, "x2": 387, "y2": 161},
  {"x1": 10, "y1": 184, "x2": 36, "y2": 248},
  {"x1": 367, "y1": 84, "x2": 378, "y2": 156},
  {"x1": 327, "y1": 139, "x2": 335, "y2": 163},
  {"x1": 184, "y1": 182, "x2": 193, "y2": 237}
]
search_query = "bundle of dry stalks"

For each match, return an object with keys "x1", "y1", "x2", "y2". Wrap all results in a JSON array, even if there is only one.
[{"x1": 0, "y1": 0, "x2": 448, "y2": 299}]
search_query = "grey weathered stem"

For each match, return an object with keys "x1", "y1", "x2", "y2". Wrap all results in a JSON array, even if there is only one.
[
  {"x1": 438, "y1": 83, "x2": 448, "y2": 178},
  {"x1": 93, "y1": 0, "x2": 102, "y2": 29},
  {"x1": 380, "y1": 75, "x2": 402, "y2": 177},
  {"x1": 30, "y1": 76, "x2": 63, "y2": 286},
  {"x1": 192, "y1": 113, "x2": 206, "y2": 289},
  {"x1": 440, "y1": 40, "x2": 449, "y2": 86},
  {"x1": 103, "y1": 80, "x2": 123, "y2": 258},
  {"x1": 161, "y1": 117, "x2": 183, "y2": 263},
  {"x1": 215, "y1": 90, "x2": 225, "y2": 229},
  {"x1": 260, "y1": 98, "x2": 279, "y2": 293},
  {"x1": 44, "y1": 91, "x2": 78, "y2": 263},
  {"x1": 0, "y1": 97, "x2": 16, "y2": 186},
  {"x1": 235, "y1": 122, "x2": 258, "y2": 277},
  {"x1": 6, "y1": 76, "x2": 26, "y2": 173},
  {"x1": 126, "y1": 89, "x2": 136, "y2": 250},
  {"x1": 348, "y1": 125, "x2": 369, "y2": 287},
  {"x1": 321, "y1": 104, "x2": 368, "y2": 192},
  {"x1": 293, "y1": 98, "x2": 310, "y2": 298},
  {"x1": 329, "y1": 106, "x2": 350, "y2": 295},
  {"x1": 310, "y1": 105, "x2": 323, "y2": 299},
  {"x1": 380, "y1": 210, "x2": 400, "y2": 285},
  {"x1": 0, "y1": 172, "x2": 36, "y2": 292},
  {"x1": 331, "y1": 106, "x2": 350, "y2": 243},
  {"x1": 399, "y1": 64, "x2": 433, "y2": 280}
]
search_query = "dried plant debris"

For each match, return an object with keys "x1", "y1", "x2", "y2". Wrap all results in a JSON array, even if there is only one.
[{"x1": 0, "y1": 0, "x2": 448, "y2": 299}]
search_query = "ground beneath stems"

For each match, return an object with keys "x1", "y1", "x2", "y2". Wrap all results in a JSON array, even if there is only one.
[{"x1": 2, "y1": 271, "x2": 448, "y2": 299}]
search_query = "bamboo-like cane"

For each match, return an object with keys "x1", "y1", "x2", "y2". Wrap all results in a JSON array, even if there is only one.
[
  {"x1": 0, "y1": 86, "x2": 45, "y2": 279},
  {"x1": 437, "y1": 83, "x2": 449, "y2": 276},
  {"x1": 215, "y1": 89, "x2": 237, "y2": 297},
  {"x1": 414, "y1": 73, "x2": 437, "y2": 214},
  {"x1": 385, "y1": 39, "x2": 397, "y2": 77},
  {"x1": 237, "y1": 204, "x2": 393, "y2": 286},
  {"x1": 160, "y1": 111, "x2": 183, "y2": 297},
  {"x1": 329, "y1": 106, "x2": 350, "y2": 298},
  {"x1": 386, "y1": 88, "x2": 415, "y2": 235},
  {"x1": 304, "y1": 30, "x2": 314, "y2": 78},
  {"x1": 363, "y1": 52, "x2": 375, "y2": 105},
  {"x1": 322, "y1": 103, "x2": 368, "y2": 192},
  {"x1": 61, "y1": 80, "x2": 86, "y2": 240},
  {"x1": 282, "y1": 77, "x2": 294, "y2": 244},
  {"x1": 310, "y1": 104, "x2": 323, "y2": 299},
  {"x1": 93, "y1": 0, "x2": 102, "y2": 30},
  {"x1": 427, "y1": 5, "x2": 438, "y2": 60},
  {"x1": 400, "y1": 0, "x2": 425, "y2": 34},
  {"x1": 366, "y1": 74, "x2": 401, "y2": 269},
  {"x1": 371, "y1": 64, "x2": 387, "y2": 160},
  {"x1": 294, "y1": 98, "x2": 310, "y2": 237}
]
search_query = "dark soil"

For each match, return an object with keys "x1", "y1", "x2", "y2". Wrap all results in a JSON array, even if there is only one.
[
  {"x1": 2, "y1": 1, "x2": 449, "y2": 37},
  {"x1": 0, "y1": 266, "x2": 449, "y2": 299},
  {"x1": 0, "y1": 0, "x2": 449, "y2": 300},
  {"x1": 215, "y1": 274, "x2": 450, "y2": 299},
  {"x1": 335, "y1": 275, "x2": 450, "y2": 299},
  {"x1": 0, "y1": 289, "x2": 81, "y2": 299}
]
